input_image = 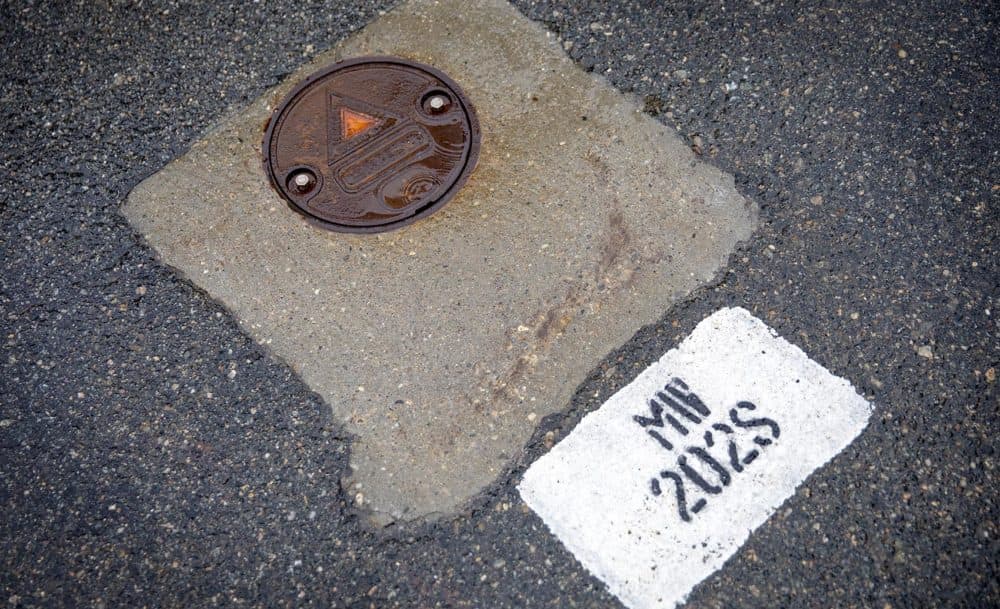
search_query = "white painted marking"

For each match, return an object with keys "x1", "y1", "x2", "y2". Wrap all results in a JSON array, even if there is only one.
[{"x1": 518, "y1": 307, "x2": 872, "y2": 609}]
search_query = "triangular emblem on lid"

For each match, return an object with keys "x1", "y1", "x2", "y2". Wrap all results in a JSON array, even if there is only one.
[{"x1": 327, "y1": 92, "x2": 403, "y2": 163}]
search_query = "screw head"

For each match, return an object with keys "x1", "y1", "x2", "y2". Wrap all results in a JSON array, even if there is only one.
[
  {"x1": 423, "y1": 92, "x2": 452, "y2": 114},
  {"x1": 288, "y1": 170, "x2": 317, "y2": 194}
]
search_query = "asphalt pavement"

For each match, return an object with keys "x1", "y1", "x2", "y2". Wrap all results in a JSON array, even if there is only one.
[{"x1": 1, "y1": 1, "x2": 997, "y2": 608}]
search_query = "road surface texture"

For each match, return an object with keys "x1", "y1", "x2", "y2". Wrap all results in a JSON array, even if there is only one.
[{"x1": 1, "y1": 1, "x2": 996, "y2": 608}]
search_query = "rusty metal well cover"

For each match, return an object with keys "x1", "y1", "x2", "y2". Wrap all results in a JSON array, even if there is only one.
[{"x1": 262, "y1": 57, "x2": 481, "y2": 233}]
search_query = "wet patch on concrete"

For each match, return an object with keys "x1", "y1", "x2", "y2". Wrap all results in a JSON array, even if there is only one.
[{"x1": 124, "y1": 0, "x2": 756, "y2": 524}]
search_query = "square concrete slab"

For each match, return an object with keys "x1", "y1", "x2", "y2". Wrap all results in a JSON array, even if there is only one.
[{"x1": 124, "y1": 0, "x2": 756, "y2": 524}]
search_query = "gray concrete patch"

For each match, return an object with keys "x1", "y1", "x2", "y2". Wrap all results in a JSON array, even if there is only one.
[{"x1": 123, "y1": 0, "x2": 755, "y2": 524}]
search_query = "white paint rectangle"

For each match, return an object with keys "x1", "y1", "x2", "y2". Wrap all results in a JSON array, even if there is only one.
[{"x1": 518, "y1": 307, "x2": 872, "y2": 609}]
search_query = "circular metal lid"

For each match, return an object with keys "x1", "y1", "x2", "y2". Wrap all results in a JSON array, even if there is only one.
[{"x1": 262, "y1": 57, "x2": 481, "y2": 234}]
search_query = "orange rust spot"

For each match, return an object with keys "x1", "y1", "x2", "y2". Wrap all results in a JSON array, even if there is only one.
[{"x1": 341, "y1": 107, "x2": 380, "y2": 140}]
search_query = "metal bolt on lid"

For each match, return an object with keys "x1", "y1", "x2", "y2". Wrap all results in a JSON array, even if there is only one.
[{"x1": 262, "y1": 57, "x2": 481, "y2": 234}]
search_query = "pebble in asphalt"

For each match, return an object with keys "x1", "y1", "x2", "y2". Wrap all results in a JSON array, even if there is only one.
[{"x1": 1, "y1": 0, "x2": 997, "y2": 608}]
